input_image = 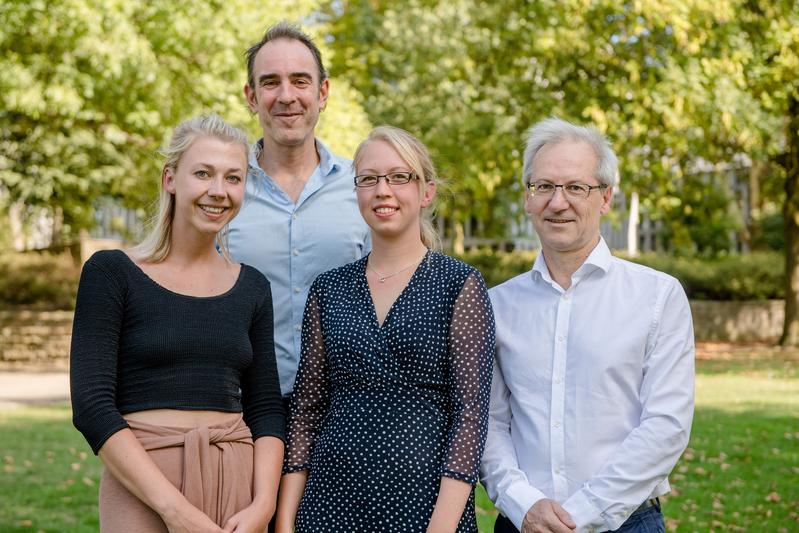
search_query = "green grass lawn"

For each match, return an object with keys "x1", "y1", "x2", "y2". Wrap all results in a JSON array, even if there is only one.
[{"x1": 1, "y1": 344, "x2": 797, "y2": 532}]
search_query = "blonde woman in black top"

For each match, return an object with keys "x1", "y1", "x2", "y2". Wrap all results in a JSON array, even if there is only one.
[{"x1": 70, "y1": 115, "x2": 284, "y2": 532}]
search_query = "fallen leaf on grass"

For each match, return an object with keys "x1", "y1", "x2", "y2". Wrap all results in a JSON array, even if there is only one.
[
  {"x1": 70, "y1": 462, "x2": 81, "y2": 471},
  {"x1": 766, "y1": 492, "x2": 781, "y2": 502},
  {"x1": 16, "y1": 519, "x2": 32, "y2": 527},
  {"x1": 82, "y1": 476, "x2": 95, "y2": 486}
]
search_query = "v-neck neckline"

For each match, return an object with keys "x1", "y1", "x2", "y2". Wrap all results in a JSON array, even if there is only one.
[{"x1": 362, "y1": 250, "x2": 431, "y2": 329}]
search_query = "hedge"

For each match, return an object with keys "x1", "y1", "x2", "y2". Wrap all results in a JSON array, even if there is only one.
[
  {"x1": 0, "y1": 249, "x2": 785, "y2": 308},
  {"x1": 455, "y1": 249, "x2": 784, "y2": 301},
  {"x1": 0, "y1": 252, "x2": 80, "y2": 309}
]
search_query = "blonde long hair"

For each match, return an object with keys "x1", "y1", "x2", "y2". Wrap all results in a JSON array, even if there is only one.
[
  {"x1": 132, "y1": 114, "x2": 249, "y2": 263},
  {"x1": 353, "y1": 126, "x2": 443, "y2": 251}
]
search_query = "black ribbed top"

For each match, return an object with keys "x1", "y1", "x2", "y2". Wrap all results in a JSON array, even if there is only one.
[{"x1": 70, "y1": 250, "x2": 284, "y2": 454}]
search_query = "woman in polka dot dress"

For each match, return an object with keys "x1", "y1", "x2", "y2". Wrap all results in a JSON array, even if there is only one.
[{"x1": 274, "y1": 126, "x2": 496, "y2": 532}]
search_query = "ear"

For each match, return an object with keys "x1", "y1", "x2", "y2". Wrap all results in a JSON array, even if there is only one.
[
  {"x1": 599, "y1": 186, "x2": 613, "y2": 215},
  {"x1": 523, "y1": 188, "x2": 534, "y2": 216},
  {"x1": 420, "y1": 179, "x2": 436, "y2": 208},
  {"x1": 244, "y1": 83, "x2": 257, "y2": 113},
  {"x1": 318, "y1": 78, "x2": 329, "y2": 111},
  {"x1": 163, "y1": 167, "x2": 176, "y2": 194}
]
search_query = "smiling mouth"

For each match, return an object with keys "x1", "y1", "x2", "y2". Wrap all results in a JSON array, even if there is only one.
[
  {"x1": 545, "y1": 218, "x2": 572, "y2": 223},
  {"x1": 199, "y1": 205, "x2": 226, "y2": 214},
  {"x1": 374, "y1": 207, "x2": 398, "y2": 214}
]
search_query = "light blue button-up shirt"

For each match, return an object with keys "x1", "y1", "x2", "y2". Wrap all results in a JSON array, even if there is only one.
[{"x1": 227, "y1": 139, "x2": 370, "y2": 395}]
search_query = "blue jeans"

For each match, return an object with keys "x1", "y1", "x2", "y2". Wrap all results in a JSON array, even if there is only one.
[{"x1": 493, "y1": 501, "x2": 665, "y2": 533}]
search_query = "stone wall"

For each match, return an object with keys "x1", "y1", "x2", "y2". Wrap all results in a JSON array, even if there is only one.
[
  {"x1": 689, "y1": 300, "x2": 783, "y2": 343},
  {"x1": 0, "y1": 301, "x2": 786, "y2": 366},
  {"x1": 0, "y1": 310, "x2": 72, "y2": 368}
]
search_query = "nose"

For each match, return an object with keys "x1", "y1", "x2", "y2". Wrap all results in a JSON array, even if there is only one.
[
  {"x1": 547, "y1": 186, "x2": 570, "y2": 210},
  {"x1": 373, "y1": 176, "x2": 394, "y2": 196},
  {"x1": 207, "y1": 175, "x2": 225, "y2": 198},
  {"x1": 276, "y1": 81, "x2": 296, "y2": 104}
]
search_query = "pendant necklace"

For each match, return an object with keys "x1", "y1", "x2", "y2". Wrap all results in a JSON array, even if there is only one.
[{"x1": 368, "y1": 252, "x2": 428, "y2": 283}]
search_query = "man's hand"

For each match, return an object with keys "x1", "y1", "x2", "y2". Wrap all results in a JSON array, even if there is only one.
[{"x1": 521, "y1": 499, "x2": 576, "y2": 533}]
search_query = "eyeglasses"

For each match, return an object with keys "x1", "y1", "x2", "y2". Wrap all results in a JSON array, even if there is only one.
[
  {"x1": 354, "y1": 172, "x2": 418, "y2": 188},
  {"x1": 527, "y1": 181, "x2": 608, "y2": 200}
]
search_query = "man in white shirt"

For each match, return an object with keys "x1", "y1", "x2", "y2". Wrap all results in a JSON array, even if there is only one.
[{"x1": 481, "y1": 118, "x2": 694, "y2": 533}]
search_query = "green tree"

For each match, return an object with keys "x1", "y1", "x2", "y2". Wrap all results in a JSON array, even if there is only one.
[{"x1": 0, "y1": 0, "x2": 369, "y2": 245}]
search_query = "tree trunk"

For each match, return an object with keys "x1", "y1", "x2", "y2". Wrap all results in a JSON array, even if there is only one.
[{"x1": 780, "y1": 95, "x2": 799, "y2": 346}]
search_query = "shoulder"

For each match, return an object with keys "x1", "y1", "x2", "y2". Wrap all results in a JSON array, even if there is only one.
[
  {"x1": 430, "y1": 252, "x2": 473, "y2": 274},
  {"x1": 609, "y1": 255, "x2": 683, "y2": 292},
  {"x1": 82, "y1": 249, "x2": 130, "y2": 279},
  {"x1": 489, "y1": 269, "x2": 531, "y2": 296},
  {"x1": 315, "y1": 258, "x2": 364, "y2": 287}
]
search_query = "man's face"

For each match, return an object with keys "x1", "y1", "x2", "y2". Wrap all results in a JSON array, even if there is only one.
[
  {"x1": 244, "y1": 38, "x2": 329, "y2": 149},
  {"x1": 524, "y1": 139, "x2": 612, "y2": 258}
]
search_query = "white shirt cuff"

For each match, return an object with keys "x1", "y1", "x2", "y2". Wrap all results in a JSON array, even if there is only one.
[
  {"x1": 562, "y1": 489, "x2": 608, "y2": 533},
  {"x1": 497, "y1": 482, "x2": 547, "y2": 530}
]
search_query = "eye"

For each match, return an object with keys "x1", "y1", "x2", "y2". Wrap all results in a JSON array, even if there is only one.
[
  {"x1": 355, "y1": 175, "x2": 378, "y2": 187},
  {"x1": 535, "y1": 182, "x2": 555, "y2": 193},
  {"x1": 387, "y1": 172, "x2": 413, "y2": 184},
  {"x1": 260, "y1": 79, "x2": 279, "y2": 88},
  {"x1": 565, "y1": 183, "x2": 588, "y2": 194},
  {"x1": 294, "y1": 78, "x2": 311, "y2": 87},
  {"x1": 226, "y1": 174, "x2": 243, "y2": 184},
  {"x1": 195, "y1": 170, "x2": 210, "y2": 178}
]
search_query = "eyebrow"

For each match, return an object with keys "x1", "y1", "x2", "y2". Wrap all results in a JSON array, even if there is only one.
[
  {"x1": 194, "y1": 162, "x2": 245, "y2": 174},
  {"x1": 257, "y1": 71, "x2": 314, "y2": 83}
]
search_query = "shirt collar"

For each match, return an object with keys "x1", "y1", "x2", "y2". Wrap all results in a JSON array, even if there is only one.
[
  {"x1": 531, "y1": 236, "x2": 612, "y2": 286},
  {"x1": 248, "y1": 138, "x2": 341, "y2": 178}
]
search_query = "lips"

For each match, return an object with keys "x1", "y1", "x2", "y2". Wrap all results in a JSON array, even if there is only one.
[
  {"x1": 545, "y1": 217, "x2": 573, "y2": 224},
  {"x1": 375, "y1": 206, "x2": 398, "y2": 214}
]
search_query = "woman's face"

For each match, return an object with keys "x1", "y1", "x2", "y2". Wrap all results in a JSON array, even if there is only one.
[
  {"x1": 355, "y1": 139, "x2": 435, "y2": 243},
  {"x1": 164, "y1": 136, "x2": 248, "y2": 238}
]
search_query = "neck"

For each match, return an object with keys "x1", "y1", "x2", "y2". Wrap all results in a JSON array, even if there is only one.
[
  {"x1": 167, "y1": 223, "x2": 223, "y2": 266},
  {"x1": 259, "y1": 136, "x2": 319, "y2": 181},
  {"x1": 368, "y1": 232, "x2": 428, "y2": 271},
  {"x1": 541, "y1": 236, "x2": 600, "y2": 290}
]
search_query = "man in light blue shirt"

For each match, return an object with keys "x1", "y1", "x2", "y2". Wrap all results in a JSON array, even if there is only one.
[{"x1": 228, "y1": 22, "x2": 369, "y2": 400}]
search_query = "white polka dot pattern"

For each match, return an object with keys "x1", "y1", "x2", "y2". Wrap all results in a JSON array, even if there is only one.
[{"x1": 285, "y1": 251, "x2": 495, "y2": 532}]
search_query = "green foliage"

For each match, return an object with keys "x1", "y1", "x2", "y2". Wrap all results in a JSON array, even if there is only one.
[
  {"x1": 456, "y1": 248, "x2": 783, "y2": 300},
  {"x1": 0, "y1": 252, "x2": 80, "y2": 309},
  {"x1": 0, "y1": 0, "x2": 371, "y2": 242}
]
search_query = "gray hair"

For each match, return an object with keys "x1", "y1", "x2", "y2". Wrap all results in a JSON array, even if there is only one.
[
  {"x1": 522, "y1": 117, "x2": 619, "y2": 187},
  {"x1": 245, "y1": 21, "x2": 327, "y2": 89}
]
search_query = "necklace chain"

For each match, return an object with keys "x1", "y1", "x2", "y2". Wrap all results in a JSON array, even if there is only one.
[{"x1": 367, "y1": 252, "x2": 427, "y2": 283}]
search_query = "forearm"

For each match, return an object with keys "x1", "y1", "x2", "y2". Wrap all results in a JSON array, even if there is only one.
[
  {"x1": 251, "y1": 436, "x2": 284, "y2": 518},
  {"x1": 427, "y1": 477, "x2": 472, "y2": 533},
  {"x1": 274, "y1": 471, "x2": 308, "y2": 532},
  {"x1": 98, "y1": 428, "x2": 194, "y2": 521}
]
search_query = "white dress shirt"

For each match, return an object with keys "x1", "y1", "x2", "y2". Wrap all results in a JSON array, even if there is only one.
[{"x1": 480, "y1": 238, "x2": 694, "y2": 532}]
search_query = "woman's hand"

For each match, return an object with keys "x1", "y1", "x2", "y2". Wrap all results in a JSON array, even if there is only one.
[
  {"x1": 162, "y1": 499, "x2": 224, "y2": 533},
  {"x1": 221, "y1": 502, "x2": 270, "y2": 533}
]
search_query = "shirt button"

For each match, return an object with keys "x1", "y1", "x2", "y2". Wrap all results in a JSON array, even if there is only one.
[
  {"x1": 292, "y1": 214, "x2": 298, "y2": 220},
  {"x1": 553, "y1": 421, "x2": 561, "y2": 428},
  {"x1": 562, "y1": 293, "x2": 570, "y2": 300},
  {"x1": 294, "y1": 287, "x2": 301, "y2": 293},
  {"x1": 555, "y1": 468, "x2": 561, "y2": 474},
  {"x1": 557, "y1": 335, "x2": 565, "y2": 342},
  {"x1": 555, "y1": 377, "x2": 562, "y2": 384},
  {"x1": 292, "y1": 249, "x2": 300, "y2": 256},
  {"x1": 295, "y1": 325, "x2": 301, "y2": 332}
]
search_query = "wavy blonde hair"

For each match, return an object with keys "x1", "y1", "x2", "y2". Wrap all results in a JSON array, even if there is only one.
[
  {"x1": 353, "y1": 125, "x2": 443, "y2": 251},
  {"x1": 132, "y1": 114, "x2": 249, "y2": 263}
]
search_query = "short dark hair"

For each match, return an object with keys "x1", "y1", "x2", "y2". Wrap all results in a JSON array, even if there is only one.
[{"x1": 245, "y1": 21, "x2": 328, "y2": 89}]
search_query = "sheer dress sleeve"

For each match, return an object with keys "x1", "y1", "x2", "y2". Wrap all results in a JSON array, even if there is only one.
[
  {"x1": 283, "y1": 281, "x2": 330, "y2": 473},
  {"x1": 442, "y1": 270, "x2": 496, "y2": 484}
]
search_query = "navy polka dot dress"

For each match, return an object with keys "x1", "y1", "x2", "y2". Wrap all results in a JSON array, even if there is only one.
[{"x1": 285, "y1": 251, "x2": 495, "y2": 532}]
